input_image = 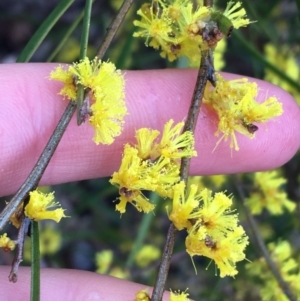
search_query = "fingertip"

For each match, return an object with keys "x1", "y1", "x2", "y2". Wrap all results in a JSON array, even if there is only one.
[
  {"x1": 1, "y1": 65, "x2": 299, "y2": 195},
  {"x1": 190, "y1": 73, "x2": 300, "y2": 175},
  {"x1": 0, "y1": 267, "x2": 171, "y2": 301}
]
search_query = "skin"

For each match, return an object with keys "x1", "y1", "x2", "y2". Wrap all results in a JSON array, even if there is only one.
[{"x1": 0, "y1": 64, "x2": 299, "y2": 300}]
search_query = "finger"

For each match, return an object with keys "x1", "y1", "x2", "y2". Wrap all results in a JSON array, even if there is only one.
[
  {"x1": 0, "y1": 267, "x2": 169, "y2": 301},
  {"x1": 0, "y1": 64, "x2": 299, "y2": 196}
]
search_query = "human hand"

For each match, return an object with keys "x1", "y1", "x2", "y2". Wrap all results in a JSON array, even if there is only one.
[
  {"x1": 1, "y1": 64, "x2": 299, "y2": 197},
  {"x1": 0, "y1": 64, "x2": 299, "y2": 300},
  {"x1": 0, "y1": 266, "x2": 163, "y2": 301}
]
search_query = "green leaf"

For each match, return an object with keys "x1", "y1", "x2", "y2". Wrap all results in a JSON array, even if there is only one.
[
  {"x1": 233, "y1": 30, "x2": 300, "y2": 93},
  {"x1": 76, "y1": 0, "x2": 93, "y2": 125},
  {"x1": 46, "y1": 10, "x2": 84, "y2": 62},
  {"x1": 17, "y1": 0, "x2": 75, "y2": 62},
  {"x1": 30, "y1": 221, "x2": 40, "y2": 301}
]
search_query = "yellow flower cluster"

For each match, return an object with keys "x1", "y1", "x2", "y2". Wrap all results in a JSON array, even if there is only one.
[
  {"x1": 133, "y1": 0, "x2": 250, "y2": 63},
  {"x1": 135, "y1": 244, "x2": 161, "y2": 268},
  {"x1": 25, "y1": 190, "x2": 66, "y2": 223},
  {"x1": 95, "y1": 249, "x2": 113, "y2": 274},
  {"x1": 9, "y1": 203, "x2": 24, "y2": 228},
  {"x1": 222, "y1": 1, "x2": 250, "y2": 29},
  {"x1": 23, "y1": 224, "x2": 63, "y2": 262},
  {"x1": 110, "y1": 119, "x2": 197, "y2": 213},
  {"x1": 50, "y1": 57, "x2": 127, "y2": 145},
  {"x1": 134, "y1": 289, "x2": 190, "y2": 301},
  {"x1": 0, "y1": 233, "x2": 15, "y2": 251},
  {"x1": 188, "y1": 174, "x2": 227, "y2": 191},
  {"x1": 169, "y1": 290, "x2": 190, "y2": 301},
  {"x1": 246, "y1": 170, "x2": 296, "y2": 215},
  {"x1": 247, "y1": 241, "x2": 300, "y2": 300},
  {"x1": 135, "y1": 290, "x2": 151, "y2": 301},
  {"x1": 95, "y1": 249, "x2": 129, "y2": 279},
  {"x1": 204, "y1": 74, "x2": 283, "y2": 151},
  {"x1": 39, "y1": 225, "x2": 62, "y2": 255},
  {"x1": 169, "y1": 182, "x2": 249, "y2": 277},
  {"x1": 264, "y1": 43, "x2": 300, "y2": 105}
]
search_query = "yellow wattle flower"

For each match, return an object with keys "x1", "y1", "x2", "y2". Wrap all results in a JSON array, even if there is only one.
[
  {"x1": 169, "y1": 181, "x2": 200, "y2": 231},
  {"x1": 50, "y1": 57, "x2": 127, "y2": 145},
  {"x1": 246, "y1": 171, "x2": 296, "y2": 215},
  {"x1": 168, "y1": 183, "x2": 249, "y2": 278},
  {"x1": 157, "y1": 119, "x2": 197, "y2": 160},
  {"x1": 247, "y1": 241, "x2": 300, "y2": 300},
  {"x1": 110, "y1": 120, "x2": 196, "y2": 213},
  {"x1": 0, "y1": 233, "x2": 16, "y2": 251},
  {"x1": 135, "y1": 290, "x2": 151, "y2": 301},
  {"x1": 204, "y1": 74, "x2": 283, "y2": 151},
  {"x1": 186, "y1": 226, "x2": 249, "y2": 278},
  {"x1": 25, "y1": 190, "x2": 66, "y2": 223},
  {"x1": 223, "y1": 1, "x2": 251, "y2": 29},
  {"x1": 169, "y1": 290, "x2": 190, "y2": 301},
  {"x1": 133, "y1": 1, "x2": 249, "y2": 64}
]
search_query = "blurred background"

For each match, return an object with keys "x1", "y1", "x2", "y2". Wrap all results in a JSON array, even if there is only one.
[{"x1": 0, "y1": 0, "x2": 299, "y2": 300}]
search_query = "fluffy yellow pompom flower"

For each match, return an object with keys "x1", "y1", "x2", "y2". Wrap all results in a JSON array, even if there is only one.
[
  {"x1": 9, "y1": 203, "x2": 24, "y2": 229},
  {"x1": 111, "y1": 120, "x2": 196, "y2": 213},
  {"x1": 25, "y1": 190, "x2": 66, "y2": 223},
  {"x1": 135, "y1": 119, "x2": 197, "y2": 162},
  {"x1": 223, "y1": 1, "x2": 250, "y2": 29},
  {"x1": 23, "y1": 224, "x2": 63, "y2": 261},
  {"x1": 186, "y1": 225, "x2": 249, "y2": 277},
  {"x1": 0, "y1": 233, "x2": 16, "y2": 251},
  {"x1": 135, "y1": 244, "x2": 161, "y2": 268},
  {"x1": 197, "y1": 188, "x2": 239, "y2": 237},
  {"x1": 110, "y1": 144, "x2": 157, "y2": 213},
  {"x1": 133, "y1": 1, "x2": 250, "y2": 64},
  {"x1": 50, "y1": 57, "x2": 127, "y2": 145},
  {"x1": 169, "y1": 290, "x2": 190, "y2": 301},
  {"x1": 95, "y1": 250, "x2": 113, "y2": 274},
  {"x1": 169, "y1": 182, "x2": 200, "y2": 231},
  {"x1": 135, "y1": 290, "x2": 151, "y2": 301},
  {"x1": 204, "y1": 74, "x2": 283, "y2": 151},
  {"x1": 39, "y1": 225, "x2": 62, "y2": 255},
  {"x1": 110, "y1": 145, "x2": 180, "y2": 213},
  {"x1": 169, "y1": 185, "x2": 239, "y2": 235},
  {"x1": 264, "y1": 43, "x2": 300, "y2": 105},
  {"x1": 246, "y1": 171, "x2": 296, "y2": 215},
  {"x1": 133, "y1": 3, "x2": 174, "y2": 48},
  {"x1": 168, "y1": 183, "x2": 249, "y2": 277},
  {"x1": 146, "y1": 156, "x2": 180, "y2": 198},
  {"x1": 49, "y1": 65, "x2": 77, "y2": 100},
  {"x1": 156, "y1": 119, "x2": 197, "y2": 160},
  {"x1": 135, "y1": 128, "x2": 160, "y2": 160},
  {"x1": 95, "y1": 250, "x2": 129, "y2": 279},
  {"x1": 247, "y1": 241, "x2": 300, "y2": 300}
]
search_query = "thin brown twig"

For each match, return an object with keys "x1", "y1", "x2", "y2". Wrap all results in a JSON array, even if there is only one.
[
  {"x1": 96, "y1": 0, "x2": 135, "y2": 60},
  {"x1": 0, "y1": 0, "x2": 136, "y2": 231},
  {"x1": 151, "y1": 223, "x2": 177, "y2": 301},
  {"x1": 180, "y1": 49, "x2": 210, "y2": 183},
  {"x1": 0, "y1": 0, "x2": 136, "y2": 286},
  {"x1": 9, "y1": 217, "x2": 31, "y2": 283},
  {"x1": 0, "y1": 101, "x2": 76, "y2": 230},
  {"x1": 235, "y1": 176, "x2": 298, "y2": 301},
  {"x1": 204, "y1": 0, "x2": 213, "y2": 7},
  {"x1": 151, "y1": 50, "x2": 210, "y2": 301}
]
